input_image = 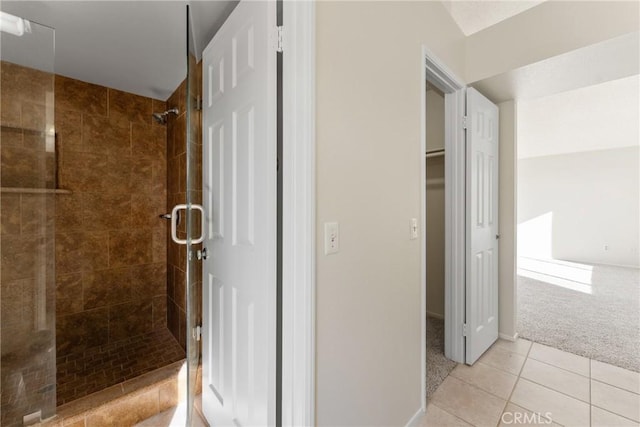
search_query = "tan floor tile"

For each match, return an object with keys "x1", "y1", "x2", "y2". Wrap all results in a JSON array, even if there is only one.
[
  {"x1": 421, "y1": 403, "x2": 472, "y2": 427},
  {"x1": 592, "y1": 379, "x2": 640, "y2": 422},
  {"x1": 430, "y1": 376, "x2": 506, "y2": 427},
  {"x1": 510, "y1": 378, "x2": 590, "y2": 427},
  {"x1": 520, "y1": 358, "x2": 590, "y2": 402},
  {"x1": 134, "y1": 401, "x2": 208, "y2": 427},
  {"x1": 591, "y1": 359, "x2": 640, "y2": 394},
  {"x1": 478, "y1": 345, "x2": 526, "y2": 376},
  {"x1": 493, "y1": 338, "x2": 532, "y2": 356},
  {"x1": 499, "y1": 403, "x2": 561, "y2": 427},
  {"x1": 591, "y1": 406, "x2": 640, "y2": 427},
  {"x1": 528, "y1": 343, "x2": 590, "y2": 377},
  {"x1": 451, "y1": 362, "x2": 518, "y2": 400}
]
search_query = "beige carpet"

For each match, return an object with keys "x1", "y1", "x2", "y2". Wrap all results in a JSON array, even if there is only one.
[
  {"x1": 518, "y1": 260, "x2": 640, "y2": 372},
  {"x1": 426, "y1": 316, "x2": 457, "y2": 399}
]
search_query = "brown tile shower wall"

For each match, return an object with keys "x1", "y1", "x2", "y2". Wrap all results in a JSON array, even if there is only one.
[
  {"x1": 166, "y1": 60, "x2": 202, "y2": 350},
  {"x1": 53, "y1": 74, "x2": 169, "y2": 355},
  {"x1": 1, "y1": 61, "x2": 58, "y2": 425},
  {"x1": 166, "y1": 80, "x2": 187, "y2": 349}
]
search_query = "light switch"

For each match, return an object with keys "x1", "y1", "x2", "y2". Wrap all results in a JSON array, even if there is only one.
[
  {"x1": 324, "y1": 222, "x2": 339, "y2": 255},
  {"x1": 410, "y1": 218, "x2": 418, "y2": 240}
]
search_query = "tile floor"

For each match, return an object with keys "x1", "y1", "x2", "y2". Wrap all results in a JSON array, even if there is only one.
[
  {"x1": 423, "y1": 338, "x2": 640, "y2": 427},
  {"x1": 56, "y1": 328, "x2": 185, "y2": 405}
]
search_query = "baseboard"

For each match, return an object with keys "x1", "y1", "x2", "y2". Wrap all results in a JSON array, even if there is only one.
[
  {"x1": 405, "y1": 407, "x2": 425, "y2": 427},
  {"x1": 499, "y1": 332, "x2": 519, "y2": 342},
  {"x1": 426, "y1": 311, "x2": 444, "y2": 320}
]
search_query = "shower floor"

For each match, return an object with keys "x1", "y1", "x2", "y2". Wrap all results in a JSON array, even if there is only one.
[{"x1": 56, "y1": 328, "x2": 185, "y2": 406}]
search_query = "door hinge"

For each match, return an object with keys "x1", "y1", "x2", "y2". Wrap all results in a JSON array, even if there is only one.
[
  {"x1": 194, "y1": 325, "x2": 202, "y2": 341},
  {"x1": 462, "y1": 115, "x2": 468, "y2": 130},
  {"x1": 462, "y1": 323, "x2": 468, "y2": 337},
  {"x1": 276, "y1": 26, "x2": 284, "y2": 53}
]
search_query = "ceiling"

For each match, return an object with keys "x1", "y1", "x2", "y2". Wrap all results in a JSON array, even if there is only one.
[
  {"x1": 518, "y1": 74, "x2": 640, "y2": 159},
  {"x1": 0, "y1": 1, "x2": 237, "y2": 100},
  {"x1": 441, "y1": 0, "x2": 546, "y2": 36},
  {"x1": 472, "y1": 31, "x2": 640, "y2": 103}
]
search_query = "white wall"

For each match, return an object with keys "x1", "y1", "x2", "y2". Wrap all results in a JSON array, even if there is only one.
[
  {"x1": 315, "y1": 2, "x2": 465, "y2": 425},
  {"x1": 426, "y1": 89, "x2": 445, "y2": 318},
  {"x1": 518, "y1": 146, "x2": 640, "y2": 267}
]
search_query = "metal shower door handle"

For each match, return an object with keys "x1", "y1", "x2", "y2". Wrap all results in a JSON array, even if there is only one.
[{"x1": 170, "y1": 204, "x2": 205, "y2": 245}]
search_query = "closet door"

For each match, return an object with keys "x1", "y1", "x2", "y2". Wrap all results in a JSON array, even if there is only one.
[{"x1": 465, "y1": 87, "x2": 499, "y2": 365}]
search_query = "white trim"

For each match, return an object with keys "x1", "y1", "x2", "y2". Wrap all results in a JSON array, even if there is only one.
[
  {"x1": 421, "y1": 46, "x2": 466, "y2": 409},
  {"x1": 405, "y1": 408, "x2": 425, "y2": 427},
  {"x1": 281, "y1": 1, "x2": 316, "y2": 426},
  {"x1": 499, "y1": 332, "x2": 519, "y2": 342},
  {"x1": 444, "y1": 88, "x2": 466, "y2": 366}
]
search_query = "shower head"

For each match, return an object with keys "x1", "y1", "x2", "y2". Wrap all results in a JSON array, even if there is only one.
[
  {"x1": 152, "y1": 112, "x2": 166, "y2": 124},
  {"x1": 152, "y1": 107, "x2": 180, "y2": 124}
]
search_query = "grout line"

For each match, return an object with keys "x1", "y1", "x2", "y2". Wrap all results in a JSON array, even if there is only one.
[
  {"x1": 427, "y1": 401, "x2": 475, "y2": 427},
  {"x1": 527, "y1": 356, "x2": 590, "y2": 378},
  {"x1": 590, "y1": 376, "x2": 640, "y2": 396},
  {"x1": 590, "y1": 403, "x2": 640, "y2": 424},
  {"x1": 589, "y1": 359, "x2": 593, "y2": 426}
]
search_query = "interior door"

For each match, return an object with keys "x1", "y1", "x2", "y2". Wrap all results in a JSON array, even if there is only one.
[
  {"x1": 201, "y1": 1, "x2": 277, "y2": 425},
  {"x1": 465, "y1": 87, "x2": 499, "y2": 364}
]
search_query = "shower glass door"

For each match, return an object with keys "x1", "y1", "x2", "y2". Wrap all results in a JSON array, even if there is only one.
[
  {"x1": 185, "y1": 5, "x2": 203, "y2": 425},
  {"x1": 0, "y1": 12, "x2": 57, "y2": 426}
]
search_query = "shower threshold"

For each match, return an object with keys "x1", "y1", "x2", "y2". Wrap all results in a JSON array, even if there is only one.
[{"x1": 57, "y1": 328, "x2": 184, "y2": 406}]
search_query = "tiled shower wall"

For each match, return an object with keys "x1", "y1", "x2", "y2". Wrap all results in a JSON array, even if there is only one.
[
  {"x1": 53, "y1": 74, "x2": 169, "y2": 355},
  {"x1": 166, "y1": 60, "x2": 202, "y2": 350},
  {"x1": 1, "y1": 61, "x2": 57, "y2": 426}
]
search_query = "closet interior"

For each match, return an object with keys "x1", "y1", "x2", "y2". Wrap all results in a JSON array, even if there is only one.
[{"x1": 425, "y1": 81, "x2": 456, "y2": 398}]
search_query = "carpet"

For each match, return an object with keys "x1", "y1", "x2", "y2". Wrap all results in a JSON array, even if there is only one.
[
  {"x1": 517, "y1": 260, "x2": 640, "y2": 372},
  {"x1": 426, "y1": 316, "x2": 457, "y2": 399}
]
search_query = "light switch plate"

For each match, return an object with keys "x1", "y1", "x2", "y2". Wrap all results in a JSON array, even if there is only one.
[
  {"x1": 324, "y1": 222, "x2": 339, "y2": 255},
  {"x1": 410, "y1": 218, "x2": 418, "y2": 240}
]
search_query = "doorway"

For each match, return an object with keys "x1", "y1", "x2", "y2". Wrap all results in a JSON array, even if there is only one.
[
  {"x1": 420, "y1": 49, "x2": 501, "y2": 408},
  {"x1": 425, "y1": 81, "x2": 456, "y2": 398}
]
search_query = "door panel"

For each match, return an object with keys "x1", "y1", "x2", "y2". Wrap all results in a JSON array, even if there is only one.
[
  {"x1": 466, "y1": 87, "x2": 499, "y2": 364},
  {"x1": 202, "y1": 1, "x2": 277, "y2": 425}
]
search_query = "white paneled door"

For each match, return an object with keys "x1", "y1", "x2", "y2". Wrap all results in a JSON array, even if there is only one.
[
  {"x1": 465, "y1": 88, "x2": 499, "y2": 365},
  {"x1": 201, "y1": 1, "x2": 277, "y2": 425}
]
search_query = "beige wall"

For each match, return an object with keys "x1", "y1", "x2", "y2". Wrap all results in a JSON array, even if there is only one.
[
  {"x1": 315, "y1": 2, "x2": 465, "y2": 425},
  {"x1": 465, "y1": 1, "x2": 640, "y2": 83},
  {"x1": 498, "y1": 100, "x2": 518, "y2": 339}
]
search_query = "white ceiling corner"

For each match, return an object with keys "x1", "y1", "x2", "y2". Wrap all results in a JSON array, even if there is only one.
[{"x1": 442, "y1": 0, "x2": 547, "y2": 36}]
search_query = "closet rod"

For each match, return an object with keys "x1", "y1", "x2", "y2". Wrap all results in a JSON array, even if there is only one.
[{"x1": 425, "y1": 149, "x2": 445, "y2": 158}]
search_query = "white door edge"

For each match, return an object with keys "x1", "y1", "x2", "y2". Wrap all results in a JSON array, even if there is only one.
[{"x1": 281, "y1": 1, "x2": 316, "y2": 426}]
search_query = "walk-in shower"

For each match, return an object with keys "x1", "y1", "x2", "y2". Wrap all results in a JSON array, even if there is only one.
[
  {"x1": 1, "y1": 6, "x2": 202, "y2": 426},
  {"x1": 152, "y1": 107, "x2": 180, "y2": 124}
]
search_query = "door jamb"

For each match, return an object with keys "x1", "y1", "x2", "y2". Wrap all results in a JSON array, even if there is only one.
[
  {"x1": 281, "y1": 2, "x2": 316, "y2": 426},
  {"x1": 420, "y1": 46, "x2": 466, "y2": 409}
]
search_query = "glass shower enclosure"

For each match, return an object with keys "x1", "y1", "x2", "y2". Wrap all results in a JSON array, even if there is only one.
[{"x1": 0, "y1": 13, "x2": 57, "y2": 426}]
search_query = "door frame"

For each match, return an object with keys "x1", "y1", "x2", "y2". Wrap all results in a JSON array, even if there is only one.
[
  {"x1": 420, "y1": 46, "x2": 466, "y2": 408},
  {"x1": 281, "y1": 2, "x2": 316, "y2": 426}
]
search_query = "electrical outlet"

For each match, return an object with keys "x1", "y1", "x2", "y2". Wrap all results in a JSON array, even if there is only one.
[
  {"x1": 324, "y1": 222, "x2": 339, "y2": 255},
  {"x1": 410, "y1": 218, "x2": 418, "y2": 240}
]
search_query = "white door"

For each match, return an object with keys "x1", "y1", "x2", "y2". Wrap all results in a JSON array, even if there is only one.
[
  {"x1": 201, "y1": 0, "x2": 277, "y2": 425},
  {"x1": 465, "y1": 87, "x2": 499, "y2": 364}
]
